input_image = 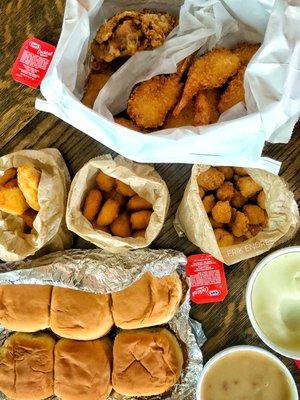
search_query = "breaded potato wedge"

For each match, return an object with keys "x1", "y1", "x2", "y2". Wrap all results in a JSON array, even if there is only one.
[
  {"x1": 96, "y1": 170, "x2": 115, "y2": 192},
  {"x1": 127, "y1": 195, "x2": 152, "y2": 212},
  {"x1": 97, "y1": 199, "x2": 120, "y2": 226},
  {"x1": 0, "y1": 168, "x2": 17, "y2": 186},
  {"x1": 111, "y1": 212, "x2": 132, "y2": 237},
  {"x1": 115, "y1": 180, "x2": 136, "y2": 197},
  {"x1": 130, "y1": 210, "x2": 152, "y2": 230},
  {"x1": 0, "y1": 187, "x2": 29, "y2": 215},
  {"x1": 82, "y1": 189, "x2": 102, "y2": 221},
  {"x1": 17, "y1": 164, "x2": 41, "y2": 211}
]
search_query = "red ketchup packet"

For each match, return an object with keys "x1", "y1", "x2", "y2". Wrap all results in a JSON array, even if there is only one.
[
  {"x1": 186, "y1": 254, "x2": 228, "y2": 304},
  {"x1": 11, "y1": 38, "x2": 56, "y2": 88},
  {"x1": 294, "y1": 360, "x2": 300, "y2": 368}
]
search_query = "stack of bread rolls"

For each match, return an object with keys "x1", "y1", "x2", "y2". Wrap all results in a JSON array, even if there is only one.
[{"x1": 0, "y1": 273, "x2": 183, "y2": 399}]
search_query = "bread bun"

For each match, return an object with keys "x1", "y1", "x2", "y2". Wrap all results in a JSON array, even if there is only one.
[
  {"x1": 50, "y1": 287, "x2": 113, "y2": 340},
  {"x1": 111, "y1": 272, "x2": 182, "y2": 329},
  {"x1": 112, "y1": 328, "x2": 183, "y2": 396},
  {"x1": 0, "y1": 284, "x2": 51, "y2": 332},
  {"x1": 54, "y1": 337, "x2": 112, "y2": 400},
  {"x1": 0, "y1": 332, "x2": 55, "y2": 400}
]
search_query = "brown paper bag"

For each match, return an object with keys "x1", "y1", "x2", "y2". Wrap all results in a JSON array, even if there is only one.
[
  {"x1": 175, "y1": 165, "x2": 299, "y2": 265},
  {"x1": 66, "y1": 155, "x2": 170, "y2": 252},
  {"x1": 0, "y1": 148, "x2": 72, "y2": 262}
]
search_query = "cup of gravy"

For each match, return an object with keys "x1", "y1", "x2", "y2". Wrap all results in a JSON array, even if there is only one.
[
  {"x1": 197, "y1": 346, "x2": 298, "y2": 400},
  {"x1": 246, "y1": 246, "x2": 300, "y2": 359}
]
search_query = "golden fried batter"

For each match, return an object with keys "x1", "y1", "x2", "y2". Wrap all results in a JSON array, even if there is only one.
[
  {"x1": 127, "y1": 195, "x2": 152, "y2": 212},
  {"x1": 97, "y1": 199, "x2": 120, "y2": 226},
  {"x1": 17, "y1": 164, "x2": 41, "y2": 211},
  {"x1": 231, "y1": 211, "x2": 249, "y2": 237},
  {"x1": 194, "y1": 89, "x2": 220, "y2": 125},
  {"x1": 82, "y1": 71, "x2": 113, "y2": 108},
  {"x1": 96, "y1": 171, "x2": 115, "y2": 192},
  {"x1": 93, "y1": 10, "x2": 177, "y2": 62},
  {"x1": 257, "y1": 190, "x2": 266, "y2": 210},
  {"x1": 216, "y1": 182, "x2": 234, "y2": 201},
  {"x1": 237, "y1": 176, "x2": 262, "y2": 198},
  {"x1": 233, "y1": 43, "x2": 260, "y2": 66},
  {"x1": 197, "y1": 167, "x2": 225, "y2": 191},
  {"x1": 216, "y1": 166, "x2": 234, "y2": 180},
  {"x1": 0, "y1": 187, "x2": 29, "y2": 216},
  {"x1": 218, "y1": 66, "x2": 246, "y2": 114},
  {"x1": 243, "y1": 204, "x2": 267, "y2": 226},
  {"x1": 231, "y1": 189, "x2": 247, "y2": 209},
  {"x1": 130, "y1": 210, "x2": 152, "y2": 230},
  {"x1": 211, "y1": 201, "x2": 231, "y2": 224},
  {"x1": 114, "y1": 117, "x2": 141, "y2": 132},
  {"x1": 209, "y1": 216, "x2": 225, "y2": 229},
  {"x1": 202, "y1": 195, "x2": 215, "y2": 213},
  {"x1": 214, "y1": 228, "x2": 234, "y2": 247},
  {"x1": 4, "y1": 179, "x2": 18, "y2": 188},
  {"x1": 173, "y1": 48, "x2": 240, "y2": 115},
  {"x1": 103, "y1": 189, "x2": 126, "y2": 207},
  {"x1": 164, "y1": 100, "x2": 195, "y2": 129}
]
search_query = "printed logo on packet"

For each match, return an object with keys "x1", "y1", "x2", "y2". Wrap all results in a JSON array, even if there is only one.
[
  {"x1": 186, "y1": 254, "x2": 228, "y2": 304},
  {"x1": 11, "y1": 38, "x2": 56, "y2": 88}
]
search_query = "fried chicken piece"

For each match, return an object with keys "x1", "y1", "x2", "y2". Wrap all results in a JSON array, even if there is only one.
[
  {"x1": 164, "y1": 100, "x2": 195, "y2": 129},
  {"x1": 247, "y1": 224, "x2": 264, "y2": 238},
  {"x1": 237, "y1": 176, "x2": 262, "y2": 198},
  {"x1": 96, "y1": 171, "x2": 115, "y2": 193},
  {"x1": 82, "y1": 189, "x2": 102, "y2": 222},
  {"x1": 211, "y1": 201, "x2": 231, "y2": 224},
  {"x1": 173, "y1": 48, "x2": 240, "y2": 115},
  {"x1": 111, "y1": 212, "x2": 132, "y2": 238},
  {"x1": 209, "y1": 216, "x2": 225, "y2": 229},
  {"x1": 82, "y1": 71, "x2": 113, "y2": 108},
  {"x1": 130, "y1": 210, "x2": 152, "y2": 230},
  {"x1": 197, "y1": 167, "x2": 225, "y2": 191},
  {"x1": 194, "y1": 89, "x2": 220, "y2": 125},
  {"x1": 198, "y1": 185, "x2": 205, "y2": 199},
  {"x1": 216, "y1": 166, "x2": 234, "y2": 180},
  {"x1": 216, "y1": 182, "x2": 234, "y2": 201},
  {"x1": 96, "y1": 199, "x2": 120, "y2": 226},
  {"x1": 93, "y1": 10, "x2": 177, "y2": 62},
  {"x1": 115, "y1": 180, "x2": 136, "y2": 197},
  {"x1": 231, "y1": 211, "x2": 249, "y2": 237},
  {"x1": 243, "y1": 204, "x2": 267, "y2": 226},
  {"x1": 114, "y1": 117, "x2": 141, "y2": 132},
  {"x1": 17, "y1": 164, "x2": 41, "y2": 211},
  {"x1": 233, "y1": 167, "x2": 248, "y2": 176},
  {"x1": 218, "y1": 66, "x2": 246, "y2": 113},
  {"x1": 231, "y1": 189, "x2": 247, "y2": 209},
  {"x1": 214, "y1": 228, "x2": 234, "y2": 247},
  {"x1": 132, "y1": 230, "x2": 146, "y2": 238},
  {"x1": 0, "y1": 187, "x2": 29, "y2": 216},
  {"x1": 233, "y1": 43, "x2": 260, "y2": 66},
  {"x1": 127, "y1": 195, "x2": 152, "y2": 212},
  {"x1": 202, "y1": 194, "x2": 215, "y2": 213},
  {"x1": 0, "y1": 168, "x2": 17, "y2": 187},
  {"x1": 257, "y1": 190, "x2": 266, "y2": 210},
  {"x1": 234, "y1": 236, "x2": 247, "y2": 244}
]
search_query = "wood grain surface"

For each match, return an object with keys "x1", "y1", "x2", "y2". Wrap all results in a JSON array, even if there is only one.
[{"x1": 0, "y1": 0, "x2": 299, "y2": 392}]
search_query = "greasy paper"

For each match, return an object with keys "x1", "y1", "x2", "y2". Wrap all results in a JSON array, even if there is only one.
[
  {"x1": 0, "y1": 149, "x2": 72, "y2": 262},
  {"x1": 0, "y1": 248, "x2": 205, "y2": 400},
  {"x1": 36, "y1": 0, "x2": 300, "y2": 169},
  {"x1": 66, "y1": 155, "x2": 170, "y2": 252},
  {"x1": 175, "y1": 165, "x2": 299, "y2": 265}
]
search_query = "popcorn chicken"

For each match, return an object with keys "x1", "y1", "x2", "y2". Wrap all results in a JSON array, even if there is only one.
[
  {"x1": 209, "y1": 216, "x2": 225, "y2": 229},
  {"x1": 96, "y1": 198, "x2": 120, "y2": 226},
  {"x1": 111, "y1": 212, "x2": 132, "y2": 237},
  {"x1": 214, "y1": 228, "x2": 234, "y2": 247},
  {"x1": 0, "y1": 187, "x2": 29, "y2": 216},
  {"x1": 243, "y1": 204, "x2": 267, "y2": 226},
  {"x1": 211, "y1": 201, "x2": 231, "y2": 223},
  {"x1": 0, "y1": 168, "x2": 17, "y2": 186},
  {"x1": 234, "y1": 236, "x2": 247, "y2": 244},
  {"x1": 17, "y1": 164, "x2": 41, "y2": 211},
  {"x1": 216, "y1": 166, "x2": 234, "y2": 180},
  {"x1": 198, "y1": 185, "x2": 205, "y2": 199},
  {"x1": 247, "y1": 224, "x2": 264, "y2": 237},
  {"x1": 96, "y1": 170, "x2": 115, "y2": 192},
  {"x1": 231, "y1": 189, "x2": 247, "y2": 208},
  {"x1": 20, "y1": 208, "x2": 38, "y2": 228},
  {"x1": 132, "y1": 230, "x2": 146, "y2": 238},
  {"x1": 257, "y1": 190, "x2": 266, "y2": 210},
  {"x1": 202, "y1": 195, "x2": 215, "y2": 213},
  {"x1": 216, "y1": 182, "x2": 234, "y2": 201},
  {"x1": 130, "y1": 210, "x2": 152, "y2": 230},
  {"x1": 236, "y1": 176, "x2": 262, "y2": 198},
  {"x1": 197, "y1": 167, "x2": 225, "y2": 191},
  {"x1": 115, "y1": 180, "x2": 136, "y2": 197},
  {"x1": 127, "y1": 195, "x2": 152, "y2": 212},
  {"x1": 231, "y1": 211, "x2": 249, "y2": 237},
  {"x1": 82, "y1": 189, "x2": 102, "y2": 221},
  {"x1": 233, "y1": 167, "x2": 248, "y2": 176}
]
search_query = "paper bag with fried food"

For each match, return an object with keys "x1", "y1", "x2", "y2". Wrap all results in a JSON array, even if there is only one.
[
  {"x1": 0, "y1": 149, "x2": 72, "y2": 262},
  {"x1": 174, "y1": 165, "x2": 299, "y2": 265},
  {"x1": 66, "y1": 155, "x2": 170, "y2": 253}
]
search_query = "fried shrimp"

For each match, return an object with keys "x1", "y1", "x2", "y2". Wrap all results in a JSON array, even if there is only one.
[
  {"x1": 194, "y1": 89, "x2": 220, "y2": 125},
  {"x1": 218, "y1": 66, "x2": 246, "y2": 114},
  {"x1": 233, "y1": 43, "x2": 260, "y2": 66}
]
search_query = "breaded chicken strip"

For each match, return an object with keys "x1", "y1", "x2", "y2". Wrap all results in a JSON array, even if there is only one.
[
  {"x1": 218, "y1": 66, "x2": 246, "y2": 113},
  {"x1": 194, "y1": 89, "x2": 220, "y2": 125},
  {"x1": 233, "y1": 43, "x2": 260, "y2": 66},
  {"x1": 82, "y1": 71, "x2": 113, "y2": 108},
  {"x1": 173, "y1": 48, "x2": 240, "y2": 115}
]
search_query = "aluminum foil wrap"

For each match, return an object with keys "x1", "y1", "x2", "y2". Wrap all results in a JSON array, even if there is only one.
[{"x1": 0, "y1": 248, "x2": 206, "y2": 400}]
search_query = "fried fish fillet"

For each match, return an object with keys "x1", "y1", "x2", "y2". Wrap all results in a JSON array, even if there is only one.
[
  {"x1": 218, "y1": 66, "x2": 246, "y2": 113},
  {"x1": 82, "y1": 70, "x2": 113, "y2": 108},
  {"x1": 233, "y1": 43, "x2": 260, "y2": 66},
  {"x1": 173, "y1": 48, "x2": 240, "y2": 116},
  {"x1": 194, "y1": 89, "x2": 220, "y2": 125},
  {"x1": 93, "y1": 10, "x2": 177, "y2": 62}
]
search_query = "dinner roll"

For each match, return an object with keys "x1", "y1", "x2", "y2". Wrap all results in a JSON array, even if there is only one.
[
  {"x1": 54, "y1": 338, "x2": 112, "y2": 400},
  {"x1": 112, "y1": 328, "x2": 183, "y2": 396},
  {"x1": 0, "y1": 332, "x2": 55, "y2": 400},
  {"x1": 0, "y1": 284, "x2": 52, "y2": 332},
  {"x1": 50, "y1": 287, "x2": 113, "y2": 340},
  {"x1": 111, "y1": 272, "x2": 182, "y2": 329}
]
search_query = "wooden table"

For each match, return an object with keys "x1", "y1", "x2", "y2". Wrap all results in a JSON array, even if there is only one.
[{"x1": 1, "y1": 0, "x2": 299, "y2": 392}]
